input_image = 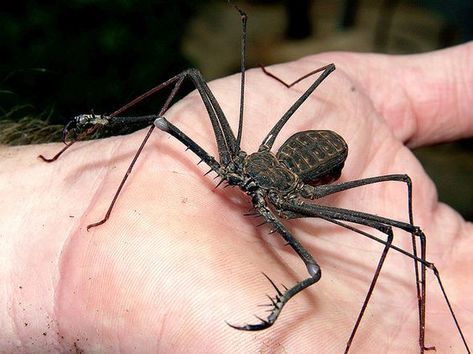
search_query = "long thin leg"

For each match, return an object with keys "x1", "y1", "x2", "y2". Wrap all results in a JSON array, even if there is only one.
[
  {"x1": 84, "y1": 68, "x2": 235, "y2": 230},
  {"x1": 175, "y1": 68, "x2": 239, "y2": 163},
  {"x1": 281, "y1": 200, "x2": 395, "y2": 352},
  {"x1": 38, "y1": 141, "x2": 76, "y2": 162},
  {"x1": 318, "y1": 216, "x2": 420, "y2": 353},
  {"x1": 42, "y1": 66, "x2": 242, "y2": 230},
  {"x1": 233, "y1": 4, "x2": 247, "y2": 148},
  {"x1": 324, "y1": 221, "x2": 468, "y2": 353},
  {"x1": 337, "y1": 219, "x2": 394, "y2": 353},
  {"x1": 259, "y1": 63, "x2": 335, "y2": 150},
  {"x1": 301, "y1": 173, "x2": 425, "y2": 348},
  {"x1": 39, "y1": 73, "x2": 182, "y2": 162},
  {"x1": 40, "y1": 68, "x2": 238, "y2": 165},
  {"x1": 261, "y1": 64, "x2": 332, "y2": 89},
  {"x1": 276, "y1": 197, "x2": 470, "y2": 353},
  {"x1": 86, "y1": 73, "x2": 186, "y2": 230},
  {"x1": 86, "y1": 114, "x2": 224, "y2": 231},
  {"x1": 86, "y1": 124, "x2": 156, "y2": 230}
]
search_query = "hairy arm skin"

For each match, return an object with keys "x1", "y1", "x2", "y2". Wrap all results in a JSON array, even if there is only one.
[{"x1": 0, "y1": 43, "x2": 472, "y2": 353}]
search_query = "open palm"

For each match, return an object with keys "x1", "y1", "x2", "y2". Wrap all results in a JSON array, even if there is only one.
[{"x1": 1, "y1": 43, "x2": 472, "y2": 353}]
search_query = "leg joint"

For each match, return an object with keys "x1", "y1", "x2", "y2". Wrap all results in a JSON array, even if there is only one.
[{"x1": 307, "y1": 263, "x2": 321, "y2": 281}]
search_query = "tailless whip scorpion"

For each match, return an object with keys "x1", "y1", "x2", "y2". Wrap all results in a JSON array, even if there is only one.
[{"x1": 39, "y1": 4, "x2": 470, "y2": 353}]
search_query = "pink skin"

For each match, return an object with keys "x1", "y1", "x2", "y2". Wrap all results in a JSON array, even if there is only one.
[{"x1": 1, "y1": 43, "x2": 472, "y2": 353}]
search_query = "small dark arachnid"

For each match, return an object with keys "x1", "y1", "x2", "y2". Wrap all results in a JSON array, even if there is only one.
[{"x1": 39, "y1": 5, "x2": 470, "y2": 354}]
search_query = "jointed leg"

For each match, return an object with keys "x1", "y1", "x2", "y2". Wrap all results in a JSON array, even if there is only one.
[
  {"x1": 281, "y1": 199, "x2": 395, "y2": 352},
  {"x1": 261, "y1": 64, "x2": 333, "y2": 89},
  {"x1": 85, "y1": 124, "x2": 156, "y2": 230},
  {"x1": 277, "y1": 198, "x2": 469, "y2": 353},
  {"x1": 300, "y1": 173, "x2": 427, "y2": 349},
  {"x1": 41, "y1": 66, "x2": 244, "y2": 230},
  {"x1": 339, "y1": 220, "x2": 394, "y2": 354},
  {"x1": 259, "y1": 63, "x2": 336, "y2": 150},
  {"x1": 84, "y1": 67, "x2": 243, "y2": 229},
  {"x1": 84, "y1": 74, "x2": 185, "y2": 230}
]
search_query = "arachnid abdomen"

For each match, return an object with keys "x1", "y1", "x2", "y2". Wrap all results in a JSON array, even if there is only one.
[{"x1": 277, "y1": 130, "x2": 348, "y2": 185}]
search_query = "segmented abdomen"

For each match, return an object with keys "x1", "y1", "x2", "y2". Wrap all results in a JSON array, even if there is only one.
[{"x1": 276, "y1": 130, "x2": 348, "y2": 185}]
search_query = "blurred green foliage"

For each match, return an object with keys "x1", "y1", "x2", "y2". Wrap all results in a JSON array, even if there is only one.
[{"x1": 0, "y1": 0, "x2": 207, "y2": 131}]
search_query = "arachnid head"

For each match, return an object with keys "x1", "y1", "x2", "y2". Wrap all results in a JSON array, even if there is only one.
[{"x1": 62, "y1": 113, "x2": 110, "y2": 144}]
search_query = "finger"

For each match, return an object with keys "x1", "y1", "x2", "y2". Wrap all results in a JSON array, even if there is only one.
[{"x1": 315, "y1": 42, "x2": 473, "y2": 147}]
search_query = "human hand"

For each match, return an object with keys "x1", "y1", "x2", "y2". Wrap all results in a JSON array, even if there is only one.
[{"x1": 1, "y1": 42, "x2": 472, "y2": 353}]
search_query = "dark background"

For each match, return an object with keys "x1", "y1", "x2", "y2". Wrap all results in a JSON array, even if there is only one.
[{"x1": 1, "y1": 0, "x2": 472, "y2": 219}]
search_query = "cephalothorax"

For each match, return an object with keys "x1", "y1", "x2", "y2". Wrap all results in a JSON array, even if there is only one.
[{"x1": 40, "y1": 5, "x2": 470, "y2": 353}]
